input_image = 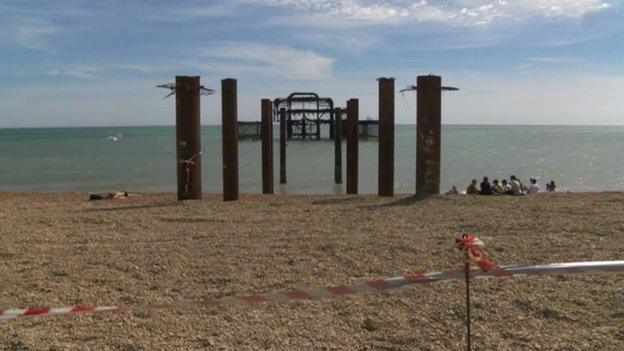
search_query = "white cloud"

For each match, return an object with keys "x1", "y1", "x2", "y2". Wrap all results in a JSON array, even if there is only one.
[
  {"x1": 145, "y1": 3, "x2": 237, "y2": 21},
  {"x1": 0, "y1": 2, "x2": 88, "y2": 51},
  {"x1": 201, "y1": 43, "x2": 334, "y2": 80},
  {"x1": 293, "y1": 32, "x2": 380, "y2": 53},
  {"x1": 6, "y1": 23, "x2": 60, "y2": 51},
  {"x1": 248, "y1": 0, "x2": 612, "y2": 26},
  {"x1": 506, "y1": 0, "x2": 611, "y2": 17},
  {"x1": 524, "y1": 56, "x2": 583, "y2": 64},
  {"x1": 46, "y1": 67, "x2": 100, "y2": 79},
  {"x1": 41, "y1": 64, "x2": 175, "y2": 80}
]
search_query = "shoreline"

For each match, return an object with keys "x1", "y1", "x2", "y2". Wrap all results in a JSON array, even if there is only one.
[{"x1": 1, "y1": 191, "x2": 623, "y2": 204}]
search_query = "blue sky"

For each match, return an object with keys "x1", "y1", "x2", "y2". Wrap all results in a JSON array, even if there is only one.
[{"x1": 0, "y1": 0, "x2": 622, "y2": 127}]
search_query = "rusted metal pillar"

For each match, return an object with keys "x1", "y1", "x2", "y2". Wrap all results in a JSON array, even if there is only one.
[
  {"x1": 346, "y1": 99, "x2": 359, "y2": 194},
  {"x1": 287, "y1": 112, "x2": 293, "y2": 139},
  {"x1": 221, "y1": 78, "x2": 239, "y2": 201},
  {"x1": 316, "y1": 118, "x2": 321, "y2": 139},
  {"x1": 334, "y1": 107, "x2": 342, "y2": 184},
  {"x1": 175, "y1": 76, "x2": 202, "y2": 200},
  {"x1": 416, "y1": 75, "x2": 442, "y2": 196},
  {"x1": 378, "y1": 77, "x2": 395, "y2": 197},
  {"x1": 261, "y1": 99, "x2": 273, "y2": 194},
  {"x1": 279, "y1": 108, "x2": 287, "y2": 184}
]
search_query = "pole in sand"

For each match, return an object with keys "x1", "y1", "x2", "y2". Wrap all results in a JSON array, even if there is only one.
[
  {"x1": 464, "y1": 235, "x2": 472, "y2": 351},
  {"x1": 279, "y1": 108, "x2": 287, "y2": 184},
  {"x1": 346, "y1": 98, "x2": 359, "y2": 194},
  {"x1": 221, "y1": 78, "x2": 239, "y2": 201},
  {"x1": 378, "y1": 77, "x2": 395, "y2": 197},
  {"x1": 175, "y1": 76, "x2": 202, "y2": 201},
  {"x1": 334, "y1": 107, "x2": 342, "y2": 184},
  {"x1": 416, "y1": 75, "x2": 458, "y2": 196},
  {"x1": 261, "y1": 99, "x2": 274, "y2": 194}
]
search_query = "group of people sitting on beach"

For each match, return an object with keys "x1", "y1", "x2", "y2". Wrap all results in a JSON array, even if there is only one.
[{"x1": 446, "y1": 176, "x2": 556, "y2": 196}]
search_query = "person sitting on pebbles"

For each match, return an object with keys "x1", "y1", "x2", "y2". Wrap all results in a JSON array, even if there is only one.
[
  {"x1": 510, "y1": 175, "x2": 525, "y2": 196},
  {"x1": 446, "y1": 185, "x2": 459, "y2": 195},
  {"x1": 546, "y1": 180, "x2": 557, "y2": 192},
  {"x1": 89, "y1": 191, "x2": 136, "y2": 200},
  {"x1": 466, "y1": 179, "x2": 479, "y2": 195},
  {"x1": 527, "y1": 177, "x2": 540, "y2": 194}
]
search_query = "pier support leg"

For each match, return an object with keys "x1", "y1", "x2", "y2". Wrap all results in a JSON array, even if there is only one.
[
  {"x1": 334, "y1": 108, "x2": 342, "y2": 184},
  {"x1": 287, "y1": 113, "x2": 293, "y2": 139},
  {"x1": 261, "y1": 99, "x2": 274, "y2": 194},
  {"x1": 416, "y1": 75, "x2": 442, "y2": 196},
  {"x1": 175, "y1": 75, "x2": 202, "y2": 201},
  {"x1": 378, "y1": 77, "x2": 395, "y2": 197},
  {"x1": 279, "y1": 108, "x2": 287, "y2": 184},
  {"x1": 316, "y1": 119, "x2": 321, "y2": 140},
  {"x1": 346, "y1": 99, "x2": 359, "y2": 194},
  {"x1": 221, "y1": 78, "x2": 239, "y2": 201}
]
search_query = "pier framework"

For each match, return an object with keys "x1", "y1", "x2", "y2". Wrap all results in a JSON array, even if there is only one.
[{"x1": 162, "y1": 74, "x2": 455, "y2": 201}]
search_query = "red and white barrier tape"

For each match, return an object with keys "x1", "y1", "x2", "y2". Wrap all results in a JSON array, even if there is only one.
[{"x1": 2, "y1": 260, "x2": 623, "y2": 322}]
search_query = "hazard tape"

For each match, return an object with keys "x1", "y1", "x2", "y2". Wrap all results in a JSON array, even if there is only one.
[{"x1": 2, "y1": 260, "x2": 623, "y2": 322}]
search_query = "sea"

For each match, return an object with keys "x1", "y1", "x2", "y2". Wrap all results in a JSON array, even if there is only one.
[{"x1": 1, "y1": 125, "x2": 623, "y2": 194}]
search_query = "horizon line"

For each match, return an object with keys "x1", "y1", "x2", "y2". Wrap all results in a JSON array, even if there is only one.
[{"x1": 2, "y1": 123, "x2": 624, "y2": 130}]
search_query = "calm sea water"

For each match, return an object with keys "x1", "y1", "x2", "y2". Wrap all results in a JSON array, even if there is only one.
[{"x1": 1, "y1": 125, "x2": 623, "y2": 194}]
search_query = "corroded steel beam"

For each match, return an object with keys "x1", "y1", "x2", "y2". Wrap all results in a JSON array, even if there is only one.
[
  {"x1": 346, "y1": 99, "x2": 359, "y2": 194},
  {"x1": 378, "y1": 77, "x2": 395, "y2": 197},
  {"x1": 261, "y1": 99, "x2": 273, "y2": 194},
  {"x1": 221, "y1": 78, "x2": 239, "y2": 201},
  {"x1": 175, "y1": 76, "x2": 202, "y2": 200}
]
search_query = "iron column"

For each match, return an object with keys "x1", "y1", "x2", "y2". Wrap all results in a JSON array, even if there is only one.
[
  {"x1": 400, "y1": 75, "x2": 456, "y2": 196},
  {"x1": 175, "y1": 75, "x2": 202, "y2": 200},
  {"x1": 261, "y1": 99, "x2": 274, "y2": 194},
  {"x1": 346, "y1": 99, "x2": 359, "y2": 194},
  {"x1": 287, "y1": 111, "x2": 293, "y2": 139},
  {"x1": 378, "y1": 77, "x2": 395, "y2": 197},
  {"x1": 334, "y1": 107, "x2": 342, "y2": 184},
  {"x1": 221, "y1": 78, "x2": 239, "y2": 201},
  {"x1": 279, "y1": 108, "x2": 287, "y2": 184}
]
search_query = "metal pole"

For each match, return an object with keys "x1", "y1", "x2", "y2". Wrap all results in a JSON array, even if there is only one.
[
  {"x1": 416, "y1": 75, "x2": 442, "y2": 196},
  {"x1": 316, "y1": 118, "x2": 321, "y2": 140},
  {"x1": 287, "y1": 111, "x2": 293, "y2": 139},
  {"x1": 334, "y1": 108, "x2": 342, "y2": 184},
  {"x1": 261, "y1": 99, "x2": 274, "y2": 194},
  {"x1": 346, "y1": 99, "x2": 359, "y2": 194},
  {"x1": 465, "y1": 250, "x2": 472, "y2": 351},
  {"x1": 378, "y1": 77, "x2": 395, "y2": 197},
  {"x1": 221, "y1": 78, "x2": 239, "y2": 201},
  {"x1": 175, "y1": 75, "x2": 202, "y2": 200},
  {"x1": 279, "y1": 108, "x2": 287, "y2": 184}
]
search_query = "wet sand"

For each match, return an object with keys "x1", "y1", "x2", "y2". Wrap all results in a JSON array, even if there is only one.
[{"x1": 1, "y1": 192, "x2": 623, "y2": 350}]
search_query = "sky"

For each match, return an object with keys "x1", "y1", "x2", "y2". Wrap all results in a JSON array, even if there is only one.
[{"x1": 0, "y1": 0, "x2": 623, "y2": 127}]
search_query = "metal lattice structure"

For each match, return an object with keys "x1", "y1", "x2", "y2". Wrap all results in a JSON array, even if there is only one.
[
  {"x1": 273, "y1": 93, "x2": 334, "y2": 140},
  {"x1": 238, "y1": 121, "x2": 262, "y2": 140}
]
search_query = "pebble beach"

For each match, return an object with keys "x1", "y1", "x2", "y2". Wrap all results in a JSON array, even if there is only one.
[{"x1": 1, "y1": 192, "x2": 623, "y2": 350}]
